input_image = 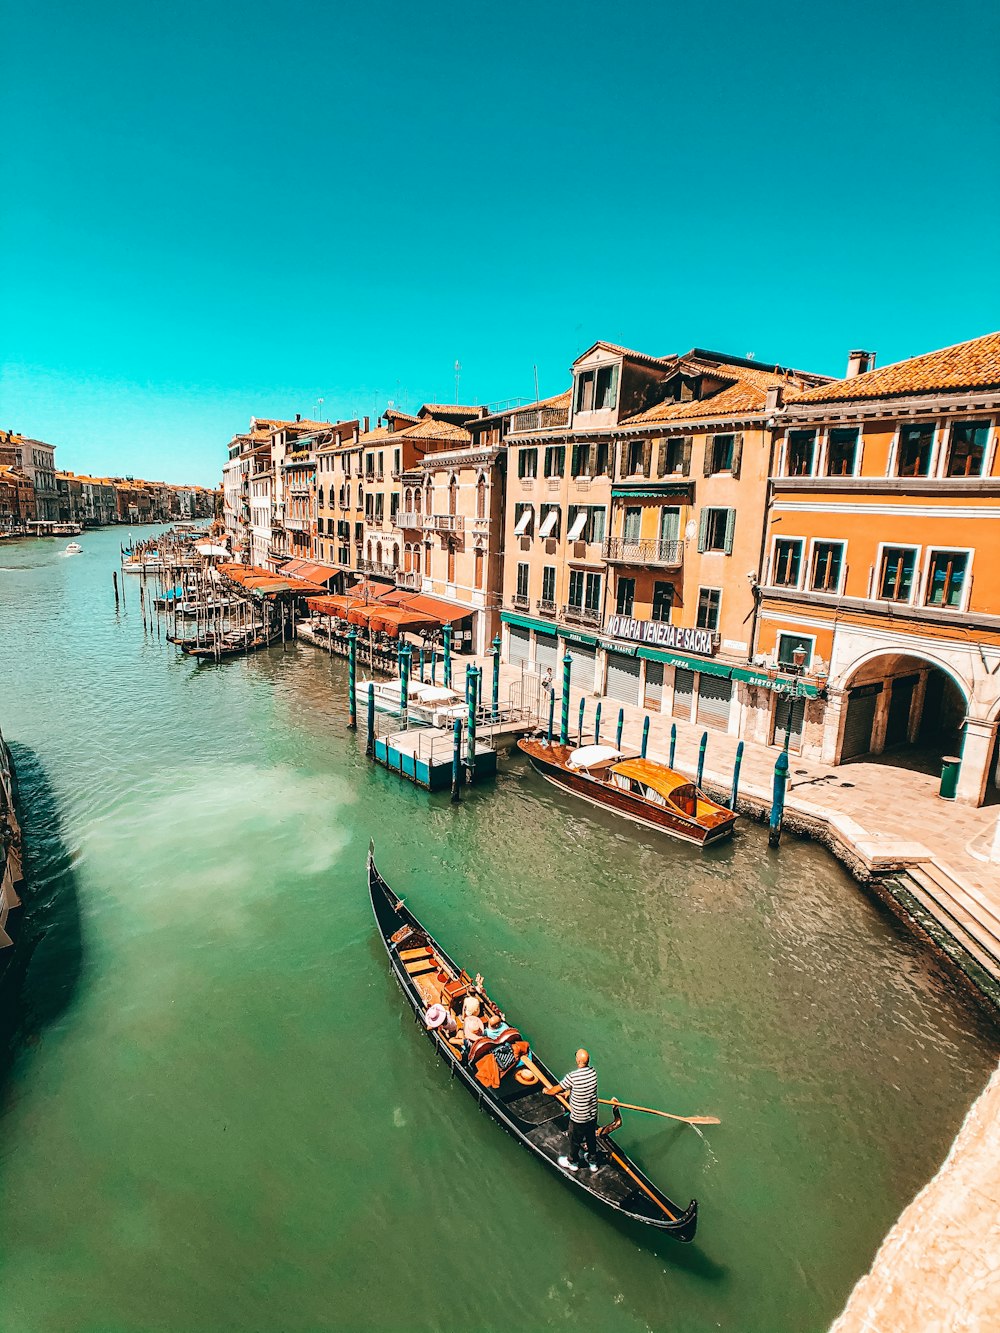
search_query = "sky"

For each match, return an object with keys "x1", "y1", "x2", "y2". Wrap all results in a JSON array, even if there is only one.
[{"x1": 3, "y1": 1, "x2": 999, "y2": 487}]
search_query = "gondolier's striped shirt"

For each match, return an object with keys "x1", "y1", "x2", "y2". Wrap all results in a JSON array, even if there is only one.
[{"x1": 562, "y1": 1066, "x2": 598, "y2": 1122}]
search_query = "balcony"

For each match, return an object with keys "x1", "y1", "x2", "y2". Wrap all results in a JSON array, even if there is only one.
[
  {"x1": 357, "y1": 558, "x2": 399, "y2": 578},
  {"x1": 398, "y1": 511, "x2": 421, "y2": 529},
  {"x1": 561, "y1": 604, "x2": 601, "y2": 628},
  {"x1": 511, "y1": 593, "x2": 530, "y2": 611},
  {"x1": 424, "y1": 514, "x2": 465, "y2": 533},
  {"x1": 511, "y1": 404, "x2": 570, "y2": 433},
  {"x1": 396, "y1": 570, "x2": 422, "y2": 590},
  {"x1": 538, "y1": 598, "x2": 557, "y2": 617},
  {"x1": 603, "y1": 537, "x2": 683, "y2": 568}
]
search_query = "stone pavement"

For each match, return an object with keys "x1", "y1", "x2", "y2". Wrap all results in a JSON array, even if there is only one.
[{"x1": 462, "y1": 654, "x2": 1000, "y2": 948}]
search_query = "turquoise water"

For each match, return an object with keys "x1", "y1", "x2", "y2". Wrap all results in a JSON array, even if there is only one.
[{"x1": 1, "y1": 525, "x2": 997, "y2": 1332}]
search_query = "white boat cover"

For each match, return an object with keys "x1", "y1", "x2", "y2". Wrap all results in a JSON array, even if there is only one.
[{"x1": 567, "y1": 744, "x2": 623, "y2": 769}]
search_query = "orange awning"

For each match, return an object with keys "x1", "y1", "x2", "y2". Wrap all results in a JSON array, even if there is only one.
[
  {"x1": 397, "y1": 593, "x2": 469, "y2": 625},
  {"x1": 283, "y1": 559, "x2": 339, "y2": 585}
]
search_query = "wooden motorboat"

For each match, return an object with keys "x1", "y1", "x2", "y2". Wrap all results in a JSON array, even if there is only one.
[
  {"x1": 368, "y1": 842, "x2": 698, "y2": 1240},
  {"x1": 354, "y1": 677, "x2": 467, "y2": 728},
  {"x1": 517, "y1": 739, "x2": 736, "y2": 846}
]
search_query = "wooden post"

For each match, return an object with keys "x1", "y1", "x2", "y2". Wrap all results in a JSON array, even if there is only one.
[
  {"x1": 466, "y1": 667, "x2": 478, "y2": 783},
  {"x1": 430, "y1": 649, "x2": 437, "y2": 685},
  {"x1": 559, "y1": 652, "x2": 572, "y2": 745},
  {"x1": 577, "y1": 697, "x2": 585, "y2": 747},
  {"x1": 451, "y1": 718, "x2": 462, "y2": 802},
  {"x1": 696, "y1": 731, "x2": 708, "y2": 790},
  {"x1": 594, "y1": 700, "x2": 602, "y2": 745},
  {"x1": 347, "y1": 628, "x2": 358, "y2": 730},
  {"x1": 491, "y1": 634, "x2": 501, "y2": 720},
  {"x1": 729, "y1": 740, "x2": 744, "y2": 810},
  {"x1": 418, "y1": 645, "x2": 426, "y2": 683},
  {"x1": 615, "y1": 707, "x2": 624, "y2": 751},
  {"x1": 443, "y1": 623, "x2": 452, "y2": 688},
  {"x1": 641, "y1": 716, "x2": 650, "y2": 758},
  {"x1": 366, "y1": 682, "x2": 375, "y2": 757},
  {"x1": 399, "y1": 642, "x2": 411, "y2": 731},
  {"x1": 669, "y1": 722, "x2": 677, "y2": 768},
  {"x1": 547, "y1": 689, "x2": 556, "y2": 745},
  {"x1": 769, "y1": 748, "x2": 789, "y2": 848},
  {"x1": 112, "y1": 570, "x2": 119, "y2": 604}
]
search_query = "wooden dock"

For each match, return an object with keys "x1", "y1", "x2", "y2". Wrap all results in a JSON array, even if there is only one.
[{"x1": 373, "y1": 725, "x2": 498, "y2": 791}]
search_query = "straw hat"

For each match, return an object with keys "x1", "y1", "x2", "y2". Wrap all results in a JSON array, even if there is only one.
[{"x1": 424, "y1": 1003, "x2": 449, "y2": 1030}]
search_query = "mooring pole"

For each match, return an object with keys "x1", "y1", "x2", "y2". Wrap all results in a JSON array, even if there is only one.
[
  {"x1": 577, "y1": 697, "x2": 585, "y2": 747},
  {"x1": 418, "y1": 645, "x2": 426, "y2": 683},
  {"x1": 730, "y1": 740, "x2": 744, "y2": 810},
  {"x1": 769, "y1": 748, "x2": 789, "y2": 847},
  {"x1": 559, "y1": 652, "x2": 572, "y2": 745},
  {"x1": 399, "y1": 643, "x2": 412, "y2": 730},
  {"x1": 451, "y1": 718, "x2": 462, "y2": 803},
  {"x1": 443, "y1": 623, "x2": 452, "y2": 688},
  {"x1": 615, "y1": 707, "x2": 624, "y2": 751},
  {"x1": 431, "y1": 649, "x2": 437, "y2": 686},
  {"x1": 112, "y1": 570, "x2": 119, "y2": 604},
  {"x1": 366, "y1": 682, "x2": 375, "y2": 757},
  {"x1": 641, "y1": 716, "x2": 650, "y2": 758},
  {"x1": 696, "y1": 731, "x2": 708, "y2": 790},
  {"x1": 669, "y1": 722, "x2": 677, "y2": 768},
  {"x1": 594, "y1": 700, "x2": 602, "y2": 744},
  {"x1": 491, "y1": 634, "x2": 501, "y2": 721},
  {"x1": 466, "y1": 666, "x2": 478, "y2": 783},
  {"x1": 347, "y1": 627, "x2": 358, "y2": 729},
  {"x1": 547, "y1": 690, "x2": 556, "y2": 745}
]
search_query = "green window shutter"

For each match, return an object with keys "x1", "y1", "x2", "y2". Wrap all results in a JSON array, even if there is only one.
[
  {"x1": 731, "y1": 432, "x2": 744, "y2": 480},
  {"x1": 642, "y1": 439, "x2": 653, "y2": 477},
  {"x1": 609, "y1": 364, "x2": 619, "y2": 410},
  {"x1": 697, "y1": 509, "x2": 709, "y2": 552},
  {"x1": 657, "y1": 440, "x2": 668, "y2": 477},
  {"x1": 703, "y1": 436, "x2": 714, "y2": 477},
  {"x1": 724, "y1": 508, "x2": 736, "y2": 554},
  {"x1": 682, "y1": 437, "x2": 692, "y2": 476}
]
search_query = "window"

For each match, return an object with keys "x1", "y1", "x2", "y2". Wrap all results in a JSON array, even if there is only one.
[
  {"x1": 514, "y1": 503, "x2": 533, "y2": 536},
  {"x1": 366, "y1": 452, "x2": 375, "y2": 477},
  {"x1": 826, "y1": 428, "x2": 859, "y2": 476},
  {"x1": 569, "y1": 568, "x2": 585, "y2": 608},
  {"x1": 925, "y1": 550, "x2": 969, "y2": 608},
  {"x1": 585, "y1": 572, "x2": 602, "y2": 612},
  {"x1": 571, "y1": 444, "x2": 591, "y2": 477},
  {"x1": 594, "y1": 442, "x2": 610, "y2": 475},
  {"x1": 658, "y1": 437, "x2": 690, "y2": 477},
  {"x1": 810, "y1": 541, "x2": 844, "y2": 592},
  {"x1": 772, "y1": 538, "x2": 803, "y2": 587},
  {"x1": 544, "y1": 446, "x2": 565, "y2": 477},
  {"x1": 541, "y1": 566, "x2": 556, "y2": 604},
  {"x1": 575, "y1": 364, "x2": 619, "y2": 413},
  {"x1": 567, "y1": 505, "x2": 606, "y2": 544},
  {"x1": 696, "y1": 588, "x2": 721, "y2": 631},
  {"x1": 447, "y1": 542, "x2": 456, "y2": 583},
  {"x1": 377, "y1": 452, "x2": 384, "y2": 480},
  {"x1": 710, "y1": 434, "x2": 734, "y2": 473},
  {"x1": 776, "y1": 634, "x2": 813, "y2": 669},
  {"x1": 897, "y1": 424, "x2": 934, "y2": 476},
  {"x1": 516, "y1": 562, "x2": 529, "y2": 599},
  {"x1": 538, "y1": 505, "x2": 560, "y2": 539},
  {"x1": 651, "y1": 581, "x2": 673, "y2": 622},
  {"x1": 375, "y1": 494, "x2": 384, "y2": 523},
  {"x1": 476, "y1": 476, "x2": 486, "y2": 519},
  {"x1": 567, "y1": 509, "x2": 587, "y2": 541},
  {"x1": 616, "y1": 577, "x2": 635, "y2": 616},
  {"x1": 393, "y1": 448, "x2": 401, "y2": 475},
  {"x1": 390, "y1": 493, "x2": 399, "y2": 523},
  {"x1": 787, "y1": 430, "x2": 817, "y2": 476},
  {"x1": 625, "y1": 440, "x2": 645, "y2": 475},
  {"x1": 946, "y1": 421, "x2": 990, "y2": 477},
  {"x1": 518, "y1": 448, "x2": 537, "y2": 480},
  {"x1": 474, "y1": 548, "x2": 484, "y2": 588},
  {"x1": 698, "y1": 507, "x2": 735, "y2": 553},
  {"x1": 354, "y1": 521, "x2": 364, "y2": 544},
  {"x1": 658, "y1": 507, "x2": 680, "y2": 543},
  {"x1": 878, "y1": 546, "x2": 916, "y2": 602},
  {"x1": 622, "y1": 506, "x2": 642, "y2": 542}
]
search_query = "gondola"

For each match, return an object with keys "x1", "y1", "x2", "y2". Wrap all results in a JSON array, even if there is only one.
[{"x1": 368, "y1": 842, "x2": 698, "y2": 1241}]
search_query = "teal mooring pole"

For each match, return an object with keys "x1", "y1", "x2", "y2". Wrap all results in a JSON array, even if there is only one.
[
  {"x1": 399, "y1": 643, "x2": 411, "y2": 730},
  {"x1": 669, "y1": 722, "x2": 677, "y2": 768},
  {"x1": 430, "y1": 649, "x2": 437, "y2": 685},
  {"x1": 466, "y1": 666, "x2": 478, "y2": 783},
  {"x1": 451, "y1": 718, "x2": 462, "y2": 803},
  {"x1": 491, "y1": 634, "x2": 501, "y2": 720},
  {"x1": 641, "y1": 716, "x2": 649, "y2": 758},
  {"x1": 443, "y1": 623, "x2": 452, "y2": 688},
  {"x1": 547, "y1": 690, "x2": 555, "y2": 744},
  {"x1": 769, "y1": 748, "x2": 789, "y2": 847},
  {"x1": 366, "y1": 682, "x2": 375, "y2": 757},
  {"x1": 559, "y1": 652, "x2": 572, "y2": 744},
  {"x1": 347, "y1": 627, "x2": 358, "y2": 730},
  {"x1": 594, "y1": 700, "x2": 602, "y2": 744},
  {"x1": 729, "y1": 740, "x2": 744, "y2": 810},
  {"x1": 577, "y1": 698, "x2": 585, "y2": 746},
  {"x1": 697, "y1": 731, "x2": 708, "y2": 790},
  {"x1": 615, "y1": 708, "x2": 624, "y2": 751},
  {"x1": 418, "y1": 645, "x2": 426, "y2": 683}
]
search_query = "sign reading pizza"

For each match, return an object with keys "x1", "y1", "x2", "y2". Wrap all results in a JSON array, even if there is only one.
[{"x1": 604, "y1": 615, "x2": 717, "y2": 657}]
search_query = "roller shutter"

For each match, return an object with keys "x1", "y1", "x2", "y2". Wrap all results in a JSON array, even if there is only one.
[
  {"x1": 534, "y1": 631, "x2": 558, "y2": 674},
  {"x1": 606, "y1": 652, "x2": 641, "y2": 706},
  {"x1": 568, "y1": 644, "x2": 597, "y2": 693},
  {"x1": 643, "y1": 660, "x2": 664, "y2": 710},
  {"x1": 672, "y1": 667, "x2": 695, "y2": 719},
  {"x1": 841, "y1": 685, "x2": 881, "y2": 759},
  {"x1": 508, "y1": 626, "x2": 530, "y2": 666},
  {"x1": 696, "y1": 673, "x2": 733, "y2": 730},
  {"x1": 774, "y1": 695, "x2": 806, "y2": 752}
]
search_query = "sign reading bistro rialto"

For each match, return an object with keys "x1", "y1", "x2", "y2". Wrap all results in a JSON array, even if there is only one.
[{"x1": 605, "y1": 615, "x2": 718, "y2": 658}]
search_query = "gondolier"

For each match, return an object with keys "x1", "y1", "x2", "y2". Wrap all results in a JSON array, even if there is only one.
[{"x1": 545, "y1": 1049, "x2": 600, "y2": 1173}]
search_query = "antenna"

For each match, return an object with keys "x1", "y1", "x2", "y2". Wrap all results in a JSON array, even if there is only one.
[
  {"x1": 454, "y1": 360, "x2": 461, "y2": 404},
  {"x1": 533, "y1": 363, "x2": 540, "y2": 403}
]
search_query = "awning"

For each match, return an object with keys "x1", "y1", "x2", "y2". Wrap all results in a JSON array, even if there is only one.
[
  {"x1": 635, "y1": 645, "x2": 734, "y2": 679},
  {"x1": 561, "y1": 626, "x2": 599, "y2": 647},
  {"x1": 566, "y1": 511, "x2": 588, "y2": 541},
  {"x1": 501, "y1": 610, "x2": 551, "y2": 634},
  {"x1": 611, "y1": 482, "x2": 693, "y2": 500},
  {"x1": 514, "y1": 509, "x2": 533, "y2": 536},
  {"x1": 397, "y1": 593, "x2": 469, "y2": 625},
  {"x1": 219, "y1": 562, "x2": 326, "y2": 598},
  {"x1": 729, "y1": 665, "x2": 821, "y2": 697},
  {"x1": 538, "y1": 509, "x2": 559, "y2": 539},
  {"x1": 282, "y1": 558, "x2": 339, "y2": 585}
]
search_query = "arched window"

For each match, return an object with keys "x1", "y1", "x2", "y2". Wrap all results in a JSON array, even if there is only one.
[
  {"x1": 392, "y1": 542, "x2": 399, "y2": 569},
  {"x1": 448, "y1": 476, "x2": 458, "y2": 516},
  {"x1": 318, "y1": 485, "x2": 324, "y2": 508},
  {"x1": 376, "y1": 540, "x2": 383, "y2": 565},
  {"x1": 414, "y1": 545, "x2": 421, "y2": 574},
  {"x1": 415, "y1": 488, "x2": 422, "y2": 516},
  {"x1": 476, "y1": 475, "x2": 486, "y2": 519},
  {"x1": 447, "y1": 541, "x2": 456, "y2": 583},
  {"x1": 404, "y1": 487, "x2": 412, "y2": 511},
  {"x1": 367, "y1": 538, "x2": 373, "y2": 560}
]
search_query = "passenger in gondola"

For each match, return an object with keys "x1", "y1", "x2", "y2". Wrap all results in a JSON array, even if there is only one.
[
  {"x1": 461, "y1": 995, "x2": 485, "y2": 1053},
  {"x1": 423, "y1": 1002, "x2": 457, "y2": 1038},
  {"x1": 485, "y1": 1012, "x2": 512, "y2": 1040}
]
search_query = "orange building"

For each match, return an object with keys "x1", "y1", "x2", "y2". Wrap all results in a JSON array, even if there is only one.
[{"x1": 757, "y1": 333, "x2": 1000, "y2": 804}]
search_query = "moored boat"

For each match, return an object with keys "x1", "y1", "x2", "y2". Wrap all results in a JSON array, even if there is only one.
[
  {"x1": 517, "y1": 738, "x2": 736, "y2": 845},
  {"x1": 368, "y1": 843, "x2": 699, "y2": 1240},
  {"x1": 354, "y1": 677, "x2": 467, "y2": 728}
]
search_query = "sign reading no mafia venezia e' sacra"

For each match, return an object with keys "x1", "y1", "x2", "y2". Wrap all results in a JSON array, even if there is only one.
[{"x1": 605, "y1": 616, "x2": 718, "y2": 657}]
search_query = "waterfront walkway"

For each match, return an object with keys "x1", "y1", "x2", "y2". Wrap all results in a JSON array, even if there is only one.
[{"x1": 466, "y1": 654, "x2": 1000, "y2": 982}]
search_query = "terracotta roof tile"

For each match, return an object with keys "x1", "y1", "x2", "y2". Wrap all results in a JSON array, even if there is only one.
[
  {"x1": 790, "y1": 331, "x2": 1000, "y2": 404},
  {"x1": 623, "y1": 361, "x2": 793, "y2": 426}
]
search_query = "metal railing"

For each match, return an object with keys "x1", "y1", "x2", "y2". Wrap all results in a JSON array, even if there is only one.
[
  {"x1": 561, "y1": 603, "x2": 601, "y2": 627},
  {"x1": 511, "y1": 593, "x2": 530, "y2": 610},
  {"x1": 603, "y1": 537, "x2": 683, "y2": 567},
  {"x1": 511, "y1": 405, "x2": 570, "y2": 433},
  {"x1": 357, "y1": 558, "x2": 399, "y2": 578},
  {"x1": 538, "y1": 598, "x2": 557, "y2": 617}
]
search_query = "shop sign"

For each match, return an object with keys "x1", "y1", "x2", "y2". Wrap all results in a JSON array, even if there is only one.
[{"x1": 604, "y1": 615, "x2": 717, "y2": 657}]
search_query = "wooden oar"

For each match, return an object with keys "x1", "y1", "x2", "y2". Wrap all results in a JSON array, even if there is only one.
[{"x1": 598, "y1": 1097, "x2": 719, "y2": 1126}]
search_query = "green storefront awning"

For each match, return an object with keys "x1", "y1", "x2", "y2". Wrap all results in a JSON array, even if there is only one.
[
  {"x1": 501, "y1": 610, "x2": 550, "y2": 634},
  {"x1": 561, "y1": 627, "x2": 599, "y2": 647},
  {"x1": 729, "y1": 665, "x2": 821, "y2": 697},
  {"x1": 611, "y1": 483, "x2": 693, "y2": 500}
]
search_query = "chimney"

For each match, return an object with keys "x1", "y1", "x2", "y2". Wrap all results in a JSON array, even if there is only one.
[
  {"x1": 765, "y1": 384, "x2": 784, "y2": 412},
  {"x1": 296, "y1": 413, "x2": 301, "y2": 422},
  {"x1": 364, "y1": 415, "x2": 370, "y2": 433},
  {"x1": 846, "y1": 350, "x2": 876, "y2": 378}
]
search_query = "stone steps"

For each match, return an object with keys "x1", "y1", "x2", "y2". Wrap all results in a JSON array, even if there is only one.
[{"x1": 905, "y1": 865, "x2": 1000, "y2": 982}]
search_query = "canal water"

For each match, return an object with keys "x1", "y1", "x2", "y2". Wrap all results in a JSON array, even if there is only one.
[{"x1": 1, "y1": 525, "x2": 997, "y2": 1333}]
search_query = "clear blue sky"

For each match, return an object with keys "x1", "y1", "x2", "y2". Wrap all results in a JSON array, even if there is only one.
[{"x1": 3, "y1": 0, "x2": 998, "y2": 486}]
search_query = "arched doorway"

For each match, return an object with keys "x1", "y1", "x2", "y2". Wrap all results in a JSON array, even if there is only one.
[{"x1": 838, "y1": 651, "x2": 968, "y2": 774}]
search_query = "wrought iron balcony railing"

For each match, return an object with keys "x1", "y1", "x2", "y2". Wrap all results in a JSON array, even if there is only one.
[
  {"x1": 537, "y1": 598, "x2": 557, "y2": 617},
  {"x1": 561, "y1": 604, "x2": 601, "y2": 627},
  {"x1": 602, "y1": 537, "x2": 683, "y2": 567}
]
